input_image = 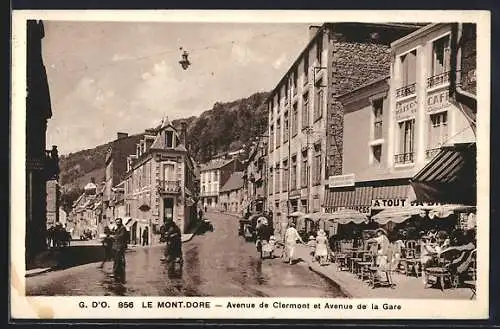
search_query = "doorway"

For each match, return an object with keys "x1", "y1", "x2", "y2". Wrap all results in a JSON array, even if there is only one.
[{"x1": 164, "y1": 198, "x2": 174, "y2": 222}]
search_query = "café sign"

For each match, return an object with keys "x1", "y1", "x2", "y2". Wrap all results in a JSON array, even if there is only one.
[
  {"x1": 427, "y1": 90, "x2": 450, "y2": 112},
  {"x1": 371, "y1": 199, "x2": 442, "y2": 209},
  {"x1": 395, "y1": 99, "x2": 417, "y2": 121},
  {"x1": 328, "y1": 173, "x2": 355, "y2": 188}
]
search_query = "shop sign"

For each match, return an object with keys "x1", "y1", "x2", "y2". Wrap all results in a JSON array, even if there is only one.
[
  {"x1": 326, "y1": 206, "x2": 371, "y2": 215},
  {"x1": 395, "y1": 99, "x2": 417, "y2": 121},
  {"x1": 371, "y1": 199, "x2": 441, "y2": 209},
  {"x1": 328, "y1": 173, "x2": 355, "y2": 188},
  {"x1": 427, "y1": 90, "x2": 450, "y2": 112}
]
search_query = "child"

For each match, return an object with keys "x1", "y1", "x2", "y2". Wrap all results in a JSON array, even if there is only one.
[{"x1": 307, "y1": 235, "x2": 317, "y2": 261}]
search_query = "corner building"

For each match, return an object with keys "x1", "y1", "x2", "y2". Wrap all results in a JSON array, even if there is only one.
[{"x1": 266, "y1": 23, "x2": 422, "y2": 226}]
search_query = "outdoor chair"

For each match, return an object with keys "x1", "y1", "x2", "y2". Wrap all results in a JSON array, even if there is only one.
[
  {"x1": 463, "y1": 249, "x2": 477, "y2": 299},
  {"x1": 357, "y1": 252, "x2": 374, "y2": 281},
  {"x1": 424, "y1": 248, "x2": 475, "y2": 291},
  {"x1": 368, "y1": 246, "x2": 396, "y2": 289}
]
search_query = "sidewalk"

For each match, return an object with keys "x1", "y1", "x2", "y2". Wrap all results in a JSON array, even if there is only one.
[
  {"x1": 26, "y1": 220, "x2": 203, "y2": 277},
  {"x1": 294, "y1": 245, "x2": 475, "y2": 299}
]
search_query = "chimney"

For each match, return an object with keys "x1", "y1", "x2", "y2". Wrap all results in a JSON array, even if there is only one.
[
  {"x1": 180, "y1": 121, "x2": 187, "y2": 146},
  {"x1": 117, "y1": 132, "x2": 128, "y2": 140},
  {"x1": 309, "y1": 25, "x2": 321, "y2": 40}
]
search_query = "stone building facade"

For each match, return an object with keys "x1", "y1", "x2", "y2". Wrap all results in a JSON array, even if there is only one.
[
  {"x1": 124, "y1": 119, "x2": 197, "y2": 243},
  {"x1": 265, "y1": 23, "x2": 421, "y2": 225},
  {"x1": 25, "y1": 19, "x2": 59, "y2": 263}
]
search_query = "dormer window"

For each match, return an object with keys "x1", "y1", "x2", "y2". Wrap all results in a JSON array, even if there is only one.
[{"x1": 166, "y1": 131, "x2": 174, "y2": 148}]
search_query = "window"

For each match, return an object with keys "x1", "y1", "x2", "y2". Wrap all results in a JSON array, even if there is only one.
[
  {"x1": 313, "y1": 144, "x2": 322, "y2": 185},
  {"x1": 432, "y1": 35, "x2": 451, "y2": 76},
  {"x1": 395, "y1": 119, "x2": 415, "y2": 164},
  {"x1": 165, "y1": 131, "x2": 174, "y2": 148},
  {"x1": 302, "y1": 92, "x2": 310, "y2": 129},
  {"x1": 293, "y1": 70, "x2": 298, "y2": 96},
  {"x1": 269, "y1": 102, "x2": 273, "y2": 120},
  {"x1": 291, "y1": 155, "x2": 297, "y2": 191},
  {"x1": 270, "y1": 125, "x2": 274, "y2": 149},
  {"x1": 314, "y1": 80, "x2": 324, "y2": 121},
  {"x1": 316, "y1": 36, "x2": 323, "y2": 65},
  {"x1": 301, "y1": 151, "x2": 309, "y2": 188},
  {"x1": 163, "y1": 163, "x2": 175, "y2": 181},
  {"x1": 284, "y1": 111, "x2": 289, "y2": 143},
  {"x1": 276, "y1": 119, "x2": 281, "y2": 148},
  {"x1": 303, "y1": 53, "x2": 309, "y2": 85},
  {"x1": 373, "y1": 98, "x2": 383, "y2": 140},
  {"x1": 372, "y1": 145, "x2": 382, "y2": 165},
  {"x1": 283, "y1": 160, "x2": 289, "y2": 192},
  {"x1": 400, "y1": 50, "x2": 417, "y2": 87},
  {"x1": 269, "y1": 167, "x2": 274, "y2": 195},
  {"x1": 292, "y1": 103, "x2": 298, "y2": 136},
  {"x1": 275, "y1": 163, "x2": 281, "y2": 193},
  {"x1": 428, "y1": 111, "x2": 448, "y2": 158}
]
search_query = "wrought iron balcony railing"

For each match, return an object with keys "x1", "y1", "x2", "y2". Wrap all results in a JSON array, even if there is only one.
[
  {"x1": 394, "y1": 152, "x2": 415, "y2": 165},
  {"x1": 158, "y1": 180, "x2": 181, "y2": 194},
  {"x1": 427, "y1": 71, "x2": 450, "y2": 89},
  {"x1": 396, "y1": 83, "x2": 416, "y2": 98}
]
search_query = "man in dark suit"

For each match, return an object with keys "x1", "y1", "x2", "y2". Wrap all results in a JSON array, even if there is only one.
[
  {"x1": 161, "y1": 219, "x2": 183, "y2": 264},
  {"x1": 112, "y1": 218, "x2": 128, "y2": 278}
]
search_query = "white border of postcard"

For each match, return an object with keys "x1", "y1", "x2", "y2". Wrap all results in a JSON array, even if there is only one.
[{"x1": 11, "y1": 10, "x2": 490, "y2": 319}]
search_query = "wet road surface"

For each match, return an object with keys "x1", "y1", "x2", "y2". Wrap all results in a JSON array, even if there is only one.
[{"x1": 26, "y1": 212, "x2": 345, "y2": 297}]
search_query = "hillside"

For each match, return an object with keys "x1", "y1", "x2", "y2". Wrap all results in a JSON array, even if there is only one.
[{"x1": 58, "y1": 91, "x2": 269, "y2": 195}]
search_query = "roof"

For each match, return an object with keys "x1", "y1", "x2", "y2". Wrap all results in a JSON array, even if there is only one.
[
  {"x1": 200, "y1": 158, "x2": 234, "y2": 172},
  {"x1": 220, "y1": 171, "x2": 244, "y2": 193}
]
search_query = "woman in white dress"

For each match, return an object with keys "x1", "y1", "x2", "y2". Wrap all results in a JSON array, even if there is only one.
[
  {"x1": 284, "y1": 223, "x2": 304, "y2": 265},
  {"x1": 315, "y1": 229, "x2": 330, "y2": 265}
]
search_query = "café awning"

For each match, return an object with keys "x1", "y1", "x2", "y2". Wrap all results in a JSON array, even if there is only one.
[
  {"x1": 372, "y1": 207, "x2": 426, "y2": 225},
  {"x1": 410, "y1": 143, "x2": 476, "y2": 204},
  {"x1": 304, "y1": 212, "x2": 322, "y2": 222},
  {"x1": 289, "y1": 211, "x2": 305, "y2": 218},
  {"x1": 428, "y1": 204, "x2": 476, "y2": 219},
  {"x1": 327, "y1": 209, "x2": 368, "y2": 225}
]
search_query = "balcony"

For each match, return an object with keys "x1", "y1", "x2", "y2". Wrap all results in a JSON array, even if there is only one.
[
  {"x1": 394, "y1": 152, "x2": 414, "y2": 165},
  {"x1": 427, "y1": 71, "x2": 450, "y2": 89},
  {"x1": 158, "y1": 180, "x2": 181, "y2": 194},
  {"x1": 425, "y1": 148, "x2": 441, "y2": 160},
  {"x1": 396, "y1": 83, "x2": 416, "y2": 99}
]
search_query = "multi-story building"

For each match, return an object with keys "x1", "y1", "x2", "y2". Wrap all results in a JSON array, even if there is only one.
[
  {"x1": 325, "y1": 23, "x2": 476, "y2": 224},
  {"x1": 25, "y1": 19, "x2": 60, "y2": 263},
  {"x1": 103, "y1": 131, "x2": 144, "y2": 232},
  {"x1": 242, "y1": 137, "x2": 268, "y2": 212},
  {"x1": 46, "y1": 179, "x2": 61, "y2": 227},
  {"x1": 266, "y1": 23, "x2": 422, "y2": 226},
  {"x1": 69, "y1": 180, "x2": 101, "y2": 239},
  {"x1": 124, "y1": 119, "x2": 197, "y2": 242},
  {"x1": 219, "y1": 171, "x2": 245, "y2": 215},
  {"x1": 200, "y1": 158, "x2": 245, "y2": 210}
]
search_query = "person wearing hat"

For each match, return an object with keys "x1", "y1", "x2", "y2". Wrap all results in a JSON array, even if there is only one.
[
  {"x1": 284, "y1": 222, "x2": 304, "y2": 265},
  {"x1": 315, "y1": 229, "x2": 330, "y2": 265},
  {"x1": 307, "y1": 235, "x2": 317, "y2": 261},
  {"x1": 367, "y1": 228, "x2": 390, "y2": 268}
]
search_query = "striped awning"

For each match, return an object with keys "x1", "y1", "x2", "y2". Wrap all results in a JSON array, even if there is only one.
[
  {"x1": 327, "y1": 209, "x2": 368, "y2": 225},
  {"x1": 372, "y1": 207, "x2": 426, "y2": 225},
  {"x1": 372, "y1": 184, "x2": 411, "y2": 200},
  {"x1": 411, "y1": 143, "x2": 476, "y2": 204},
  {"x1": 324, "y1": 186, "x2": 373, "y2": 210}
]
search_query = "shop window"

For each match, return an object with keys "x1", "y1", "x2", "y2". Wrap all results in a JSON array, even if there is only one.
[
  {"x1": 427, "y1": 111, "x2": 448, "y2": 159},
  {"x1": 395, "y1": 119, "x2": 415, "y2": 164}
]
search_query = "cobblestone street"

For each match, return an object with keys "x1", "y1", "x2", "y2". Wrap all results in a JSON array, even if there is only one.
[{"x1": 26, "y1": 212, "x2": 345, "y2": 297}]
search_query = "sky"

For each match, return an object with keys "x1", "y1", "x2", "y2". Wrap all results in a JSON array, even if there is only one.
[{"x1": 42, "y1": 21, "x2": 313, "y2": 155}]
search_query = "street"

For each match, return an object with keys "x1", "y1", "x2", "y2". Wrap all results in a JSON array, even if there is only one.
[{"x1": 26, "y1": 212, "x2": 345, "y2": 297}]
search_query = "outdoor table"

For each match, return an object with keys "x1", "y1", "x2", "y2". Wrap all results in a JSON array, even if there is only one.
[
  {"x1": 335, "y1": 253, "x2": 349, "y2": 271},
  {"x1": 350, "y1": 257, "x2": 362, "y2": 274},
  {"x1": 357, "y1": 260, "x2": 373, "y2": 281}
]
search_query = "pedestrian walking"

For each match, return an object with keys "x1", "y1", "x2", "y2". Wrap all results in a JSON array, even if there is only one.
[
  {"x1": 283, "y1": 223, "x2": 304, "y2": 265},
  {"x1": 161, "y1": 219, "x2": 183, "y2": 264},
  {"x1": 111, "y1": 218, "x2": 128, "y2": 278},
  {"x1": 99, "y1": 226, "x2": 114, "y2": 268},
  {"x1": 204, "y1": 205, "x2": 207, "y2": 213},
  {"x1": 315, "y1": 229, "x2": 330, "y2": 265},
  {"x1": 142, "y1": 226, "x2": 149, "y2": 246}
]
